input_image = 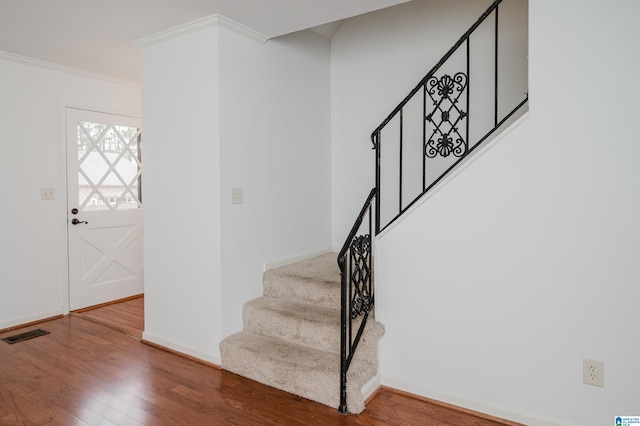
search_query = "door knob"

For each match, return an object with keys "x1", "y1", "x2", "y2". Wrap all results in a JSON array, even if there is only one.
[{"x1": 71, "y1": 218, "x2": 88, "y2": 225}]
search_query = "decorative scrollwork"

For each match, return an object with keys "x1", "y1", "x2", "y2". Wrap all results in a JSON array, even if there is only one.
[
  {"x1": 350, "y1": 235, "x2": 372, "y2": 319},
  {"x1": 425, "y1": 72, "x2": 468, "y2": 159}
]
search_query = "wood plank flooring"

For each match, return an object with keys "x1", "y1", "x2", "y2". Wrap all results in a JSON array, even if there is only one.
[
  {"x1": 72, "y1": 296, "x2": 144, "y2": 339},
  {"x1": 0, "y1": 310, "x2": 518, "y2": 425}
]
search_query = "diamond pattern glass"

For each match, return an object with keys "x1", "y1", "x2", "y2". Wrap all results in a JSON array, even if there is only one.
[{"x1": 77, "y1": 121, "x2": 142, "y2": 211}]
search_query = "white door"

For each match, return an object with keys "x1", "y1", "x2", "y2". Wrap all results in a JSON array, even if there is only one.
[{"x1": 66, "y1": 108, "x2": 143, "y2": 310}]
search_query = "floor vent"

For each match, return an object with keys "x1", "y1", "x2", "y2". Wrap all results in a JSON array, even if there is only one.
[{"x1": 2, "y1": 329, "x2": 50, "y2": 344}]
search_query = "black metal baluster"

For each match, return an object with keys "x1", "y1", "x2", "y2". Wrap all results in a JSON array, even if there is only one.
[
  {"x1": 368, "y1": 203, "x2": 373, "y2": 311},
  {"x1": 466, "y1": 37, "x2": 470, "y2": 151},
  {"x1": 349, "y1": 251, "x2": 353, "y2": 359},
  {"x1": 339, "y1": 253, "x2": 347, "y2": 413},
  {"x1": 422, "y1": 84, "x2": 427, "y2": 192},
  {"x1": 374, "y1": 131, "x2": 381, "y2": 235},
  {"x1": 399, "y1": 108, "x2": 403, "y2": 213},
  {"x1": 494, "y1": 4, "x2": 499, "y2": 127}
]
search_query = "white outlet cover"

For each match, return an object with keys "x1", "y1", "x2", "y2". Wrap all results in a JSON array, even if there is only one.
[
  {"x1": 583, "y1": 358, "x2": 604, "y2": 387},
  {"x1": 231, "y1": 187, "x2": 243, "y2": 204}
]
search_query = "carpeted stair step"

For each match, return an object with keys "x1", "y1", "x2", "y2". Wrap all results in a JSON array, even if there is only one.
[
  {"x1": 220, "y1": 252, "x2": 385, "y2": 413},
  {"x1": 263, "y1": 253, "x2": 340, "y2": 309},
  {"x1": 243, "y1": 296, "x2": 341, "y2": 354},
  {"x1": 220, "y1": 331, "x2": 375, "y2": 413},
  {"x1": 243, "y1": 295, "x2": 384, "y2": 360}
]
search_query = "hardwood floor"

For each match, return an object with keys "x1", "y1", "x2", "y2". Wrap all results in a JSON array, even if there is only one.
[
  {"x1": 0, "y1": 311, "x2": 519, "y2": 425},
  {"x1": 72, "y1": 296, "x2": 144, "y2": 339}
]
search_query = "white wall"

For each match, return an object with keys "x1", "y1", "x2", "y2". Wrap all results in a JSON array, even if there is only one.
[
  {"x1": 141, "y1": 18, "x2": 332, "y2": 361},
  {"x1": 0, "y1": 54, "x2": 141, "y2": 329},
  {"x1": 353, "y1": 1, "x2": 639, "y2": 425},
  {"x1": 141, "y1": 25, "x2": 224, "y2": 362},
  {"x1": 218, "y1": 27, "x2": 332, "y2": 337}
]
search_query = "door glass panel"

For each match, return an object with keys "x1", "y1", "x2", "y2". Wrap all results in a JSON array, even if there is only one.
[{"x1": 77, "y1": 121, "x2": 142, "y2": 212}]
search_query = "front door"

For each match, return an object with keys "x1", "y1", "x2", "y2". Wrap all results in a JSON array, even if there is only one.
[{"x1": 66, "y1": 108, "x2": 143, "y2": 310}]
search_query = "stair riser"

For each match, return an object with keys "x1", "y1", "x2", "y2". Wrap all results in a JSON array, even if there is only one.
[
  {"x1": 243, "y1": 302, "x2": 340, "y2": 354},
  {"x1": 345, "y1": 325, "x2": 384, "y2": 362},
  {"x1": 243, "y1": 298, "x2": 383, "y2": 360},
  {"x1": 220, "y1": 337, "x2": 374, "y2": 412},
  {"x1": 245, "y1": 319, "x2": 381, "y2": 363},
  {"x1": 263, "y1": 272, "x2": 340, "y2": 309}
]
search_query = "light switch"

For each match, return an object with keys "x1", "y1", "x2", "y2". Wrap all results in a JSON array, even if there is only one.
[{"x1": 40, "y1": 188, "x2": 55, "y2": 200}]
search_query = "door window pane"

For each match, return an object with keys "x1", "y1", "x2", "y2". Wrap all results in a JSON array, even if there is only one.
[{"x1": 77, "y1": 121, "x2": 142, "y2": 211}]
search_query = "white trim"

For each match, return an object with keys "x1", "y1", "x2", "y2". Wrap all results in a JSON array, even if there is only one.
[
  {"x1": 311, "y1": 21, "x2": 344, "y2": 39},
  {"x1": 62, "y1": 103, "x2": 142, "y2": 121},
  {"x1": 216, "y1": 14, "x2": 269, "y2": 43},
  {"x1": 0, "y1": 309, "x2": 64, "y2": 331},
  {"x1": 142, "y1": 331, "x2": 222, "y2": 365},
  {"x1": 375, "y1": 111, "x2": 530, "y2": 240},
  {"x1": 0, "y1": 50, "x2": 140, "y2": 88},
  {"x1": 381, "y1": 376, "x2": 570, "y2": 426},
  {"x1": 136, "y1": 14, "x2": 268, "y2": 47},
  {"x1": 361, "y1": 373, "x2": 382, "y2": 400},
  {"x1": 59, "y1": 104, "x2": 71, "y2": 315},
  {"x1": 263, "y1": 247, "x2": 333, "y2": 271}
]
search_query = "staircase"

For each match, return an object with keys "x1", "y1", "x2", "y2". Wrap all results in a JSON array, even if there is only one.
[
  {"x1": 220, "y1": 253, "x2": 384, "y2": 413},
  {"x1": 221, "y1": 0, "x2": 527, "y2": 415}
]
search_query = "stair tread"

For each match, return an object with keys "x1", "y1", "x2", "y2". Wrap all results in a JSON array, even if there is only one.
[
  {"x1": 223, "y1": 331, "x2": 340, "y2": 369},
  {"x1": 221, "y1": 331, "x2": 379, "y2": 380},
  {"x1": 263, "y1": 253, "x2": 341, "y2": 308},
  {"x1": 220, "y1": 331, "x2": 377, "y2": 412},
  {"x1": 246, "y1": 296, "x2": 340, "y2": 325},
  {"x1": 243, "y1": 296, "x2": 340, "y2": 354},
  {"x1": 265, "y1": 252, "x2": 340, "y2": 285}
]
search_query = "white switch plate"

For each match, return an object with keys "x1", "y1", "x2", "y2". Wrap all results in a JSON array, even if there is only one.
[
  {"x1": 231, "y1": 187, "x2": 243, "y2": 204},
  {"x1": 40, "y1": 187, "x2": 55, "y2": 200}
]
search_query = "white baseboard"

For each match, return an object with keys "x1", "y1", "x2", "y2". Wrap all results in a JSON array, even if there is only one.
[
  {"x1": 263, "y1": 247, "x2": 334, "y2": 271},
  {"x1": 361, "y1": 373, "x2": 382, "y2": 400},
  {"x1": 381, "y1": 376, "x2": 570, "y2": 426},
  {"x1": 142, "y1": 330, "x2": 222, "y2": 366},
  {"x1": 0, "y1": 309, "x2": 64, "y2": 331}
]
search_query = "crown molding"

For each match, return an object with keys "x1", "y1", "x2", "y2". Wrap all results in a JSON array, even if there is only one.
[
  {"x1": 311, "y1": 20, "x2": 344, "y2": 39},
  {"x1": 0, "y1": 50, "x2": 141, "y2": 88},
  {"x1": 136, "y1": 14, "x2": 268, "y2": 47}
]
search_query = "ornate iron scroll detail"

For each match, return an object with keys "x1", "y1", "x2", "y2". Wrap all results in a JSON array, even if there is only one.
[
  {"x1": 350, "y1": 235, "x2": 372, "y2": 319},
  {"x1": 425, "y1": 72, "x2": 468, "y2": 158}
]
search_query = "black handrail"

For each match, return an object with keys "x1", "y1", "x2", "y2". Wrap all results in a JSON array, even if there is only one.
[
  {"x1": 337, "y1": 0, "x2": 528, "y2": 413},
  {"x1": 370, "y1": 0, "x2": 503, "y2": 148},
  {"x1": 337, "y1": 187, "x2": 376, "y2": 413},
  {"x1": 373, "y1": 0, "x2": 529, "y2": 233}
]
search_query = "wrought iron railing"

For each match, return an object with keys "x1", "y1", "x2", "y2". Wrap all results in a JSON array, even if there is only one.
[
  {"x1": 337, "y1": 0, "x2": 527, "y2": 412},
  {"x1": 337, "y1": 187, "x2": 376, "y2": 413},
  {"x1": 373, "y1": 0, "x2": 528, "y2": 233}
]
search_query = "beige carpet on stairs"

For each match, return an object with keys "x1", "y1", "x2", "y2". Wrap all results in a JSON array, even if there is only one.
[{"x1": 219, "y1": 252, "x2": 384, "y2": 414}]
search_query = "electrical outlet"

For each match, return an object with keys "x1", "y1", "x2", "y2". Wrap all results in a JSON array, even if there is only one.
[
  {"x1": 231, "y1": 187, "x2": 243, "y2": 204},
  {"x1": 40, "y1": 187, "x2": 55, "y2": 200},
  {"x1": 583, "y1": 359, "x2": 604, "y2": 387}
]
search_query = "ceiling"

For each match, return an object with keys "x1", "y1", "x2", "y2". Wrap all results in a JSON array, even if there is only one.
[{"x1": 0, "y1": 0, "x2": 410, "y2": 83}]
